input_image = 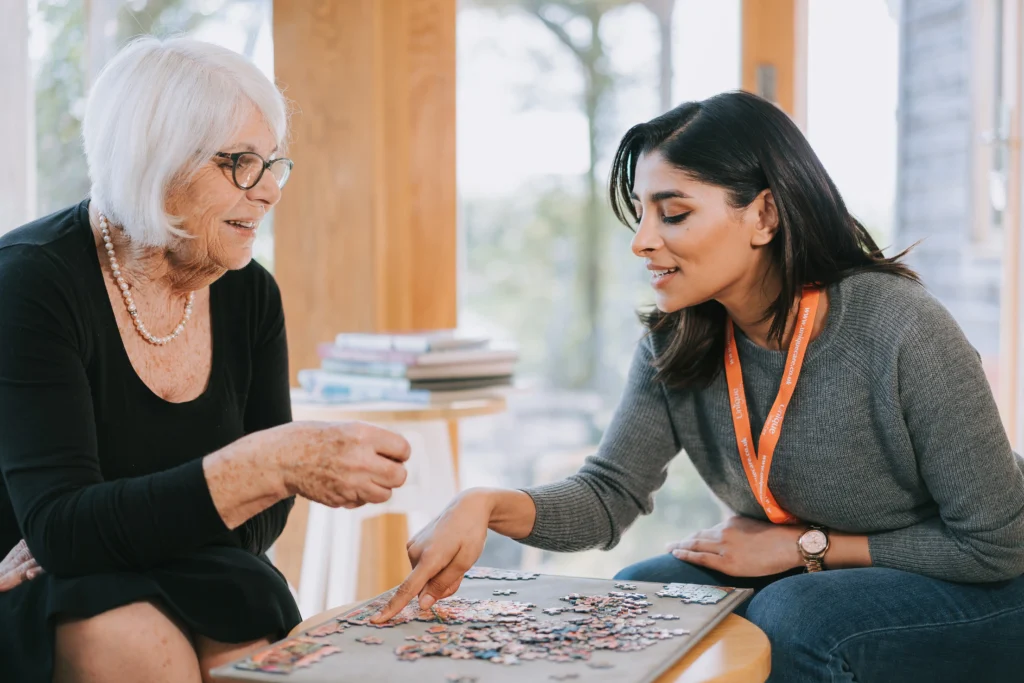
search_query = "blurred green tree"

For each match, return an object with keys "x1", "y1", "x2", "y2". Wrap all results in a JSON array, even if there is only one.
[{"x1": 467, "y1": 0, "x2": 676, "y2": 390}]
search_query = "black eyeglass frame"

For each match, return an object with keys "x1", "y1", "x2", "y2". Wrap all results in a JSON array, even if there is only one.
[{"x1": 214, "y1": 151, "x2": 294, "y2": 190}]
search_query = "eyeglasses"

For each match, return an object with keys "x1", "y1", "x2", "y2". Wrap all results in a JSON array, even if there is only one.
[{"x1": 214, "y1": 151, "x2": 294, "y2": 190}]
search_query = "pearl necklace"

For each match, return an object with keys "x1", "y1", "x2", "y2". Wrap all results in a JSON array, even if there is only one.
[{"x1": 98, "y1": 213, "x2": 194, "y2": 346}]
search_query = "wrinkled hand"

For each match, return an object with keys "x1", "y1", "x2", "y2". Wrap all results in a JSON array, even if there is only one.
[
  {"x1": 0, "y1": 540, "x2": 42, "y2": 592},
  {"x1": 370, "y1": 491, "x2": 492, "y2": 624},
  {"x1": 278, "y1": 420, "x2": 411, "y2": 509},
  {"x1": 666, "y1": 515, "x2": 804, "y2": 577}
]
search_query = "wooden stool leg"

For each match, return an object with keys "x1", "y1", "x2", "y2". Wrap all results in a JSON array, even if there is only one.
[
  {"x1": 356, "y1": 513, "x2": 412, "y2": 600},
  {"x1": 448, "y1": 419, "x2": 460, "y2": 485},
  {"x1": 274, "y1": 496, "x2": 310, "y2": 591}
]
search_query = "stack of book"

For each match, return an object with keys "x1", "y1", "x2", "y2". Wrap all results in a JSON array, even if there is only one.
[{"x1": 296, "y1": 330, "x2": 517, "y2": 404}]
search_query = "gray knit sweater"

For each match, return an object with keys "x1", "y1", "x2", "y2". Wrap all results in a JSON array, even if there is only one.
[{"x1": 522, "y1": 271, "x2": 1024, "y2": 583}]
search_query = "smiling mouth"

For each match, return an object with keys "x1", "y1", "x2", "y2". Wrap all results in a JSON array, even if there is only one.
[
  {"x1": 225, "y1": 220, "x2": 258, "y2": 231},
  {"x1": 651, "y1": 267, "x2": 679, "y2": 280}
]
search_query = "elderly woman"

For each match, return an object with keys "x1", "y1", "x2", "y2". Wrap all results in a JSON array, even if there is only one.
[{"x1": 0, "y1": 37, "x2": 410, "y2": 683}]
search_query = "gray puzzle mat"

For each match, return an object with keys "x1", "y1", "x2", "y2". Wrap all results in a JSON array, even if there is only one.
[{"x1": 211, "y1": 570, "x2": 753, "y2": 683}]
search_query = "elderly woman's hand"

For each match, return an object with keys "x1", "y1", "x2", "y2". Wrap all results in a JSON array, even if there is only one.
[
  {"x1": 0, "y1": 540, "x2": 42, "y2": 592},
  {"x1": 205, "y1": 420, "x2": 412, "y2": 530},
  {"x1": 276, "y1": 420, "x2": 411, "y2": 509}
]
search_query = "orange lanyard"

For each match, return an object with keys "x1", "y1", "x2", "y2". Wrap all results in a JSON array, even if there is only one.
[{"x1": 724, "y1": 288, "x2": 820, "y2": 525}]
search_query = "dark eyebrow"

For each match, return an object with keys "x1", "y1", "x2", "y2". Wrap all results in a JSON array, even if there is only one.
[
  {"x1": 651, "y1": 190, "x2": 690, "y2": 201},
  {"x1": 628, "y1": 190, "x2": 691, "y2": 201}
]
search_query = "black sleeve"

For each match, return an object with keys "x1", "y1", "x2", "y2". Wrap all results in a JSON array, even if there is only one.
[
  {"x1": 236, "y1": 263, "x2": 294, "y2": 557},
  {"x1": 0, "y1": 245, "x2": 230, "y2": 576}
]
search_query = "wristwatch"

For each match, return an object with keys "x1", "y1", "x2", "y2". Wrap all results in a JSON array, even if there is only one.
[{"x1": 797, "y1": 524, "x2": 830, "y2": 573}]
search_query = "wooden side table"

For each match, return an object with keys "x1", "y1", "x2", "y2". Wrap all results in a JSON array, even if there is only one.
[
  {"x1": 288, "y1": 608, "x2": 770, "y2": 683},
  {"x1": 273, "y1": 396, "x2": 507, "y2": 604}
]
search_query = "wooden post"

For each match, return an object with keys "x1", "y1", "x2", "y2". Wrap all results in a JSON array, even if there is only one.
[
  {"x1": 272, "y1": 0, "x2": 457, "y2": 600},
  {"x1": 272, "y1": 0, "x2": 457, "y2": 382},
  {"x1": 741, "y1": 0, "x2": 808, "y2": 128}
]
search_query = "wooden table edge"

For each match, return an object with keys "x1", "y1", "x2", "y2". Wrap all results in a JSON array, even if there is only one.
[{"x1": 291, "y1": 396, "x2": 508, "y2": 423}]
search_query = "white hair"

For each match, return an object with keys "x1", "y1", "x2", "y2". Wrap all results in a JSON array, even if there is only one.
[{"x1": 83, "y1": 36, "x2": 288, "y2": 248}]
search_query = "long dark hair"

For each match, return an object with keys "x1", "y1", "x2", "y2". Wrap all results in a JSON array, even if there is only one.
[{"x1": 609, "y1": 91, "x2": 916, "y2": 389}]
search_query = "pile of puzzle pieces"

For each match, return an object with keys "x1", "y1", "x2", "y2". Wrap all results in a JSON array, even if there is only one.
[
  {"x1": 342, "y1": 591, "x2": 690, "y2": 667},
  {"x1": 231, "y1": 569, "x2": 735, "y2": 677}
]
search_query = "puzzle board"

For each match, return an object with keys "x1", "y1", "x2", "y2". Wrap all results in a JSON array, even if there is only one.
[{"x1": 211, "y1": 569, "x2": 752, "y2": 683}]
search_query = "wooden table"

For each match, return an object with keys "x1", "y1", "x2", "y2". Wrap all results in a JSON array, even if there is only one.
[
  {"x1": 290, "y1": 396, "x2": 508, "y2": 476},
  {"x1": 289, "y1": 608, "x2": 771, "y2": 683},
  {"x1": 274, "y1": 396, "x2": 508, "y2": 600}
]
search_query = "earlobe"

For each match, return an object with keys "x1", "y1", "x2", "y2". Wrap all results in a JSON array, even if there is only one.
[{"x1": 751, "y1": 189, "x2": 779, "y2": 247}]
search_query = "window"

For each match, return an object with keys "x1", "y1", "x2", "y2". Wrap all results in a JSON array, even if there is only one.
[
  {"x1": 970, "y1": 0, "x2": 1015, "y2": 248},
  {"x1": 805, "y1": 0, "x2": 899, "y2": 248},
  {"x1": 456, "y1": 0, "x2": 739, "y2": 577}
]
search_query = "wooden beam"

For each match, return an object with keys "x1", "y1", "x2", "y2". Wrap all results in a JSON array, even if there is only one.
[
  {"x1": 273, "y1": 0, "x2": 457, "y2": 384},
  {"x1": 272, "y1": 0, "x2": 457, "y2": 601},
  {"x1": 741, "y1": 0, "x2": 808, "y2": 127}
]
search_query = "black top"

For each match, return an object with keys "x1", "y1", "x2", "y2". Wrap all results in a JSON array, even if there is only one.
[{"x1": 0, "y1": 201, "x2": 300, "y2": 682}]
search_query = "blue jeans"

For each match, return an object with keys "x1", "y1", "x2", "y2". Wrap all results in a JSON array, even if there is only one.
[{"x1": 615, "y1": 554, "x2": 1024, "y2": 682}]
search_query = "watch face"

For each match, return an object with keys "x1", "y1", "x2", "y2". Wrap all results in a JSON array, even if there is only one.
[{"x1": 801, "y1": 529, "x2": 828, "y2": 555}]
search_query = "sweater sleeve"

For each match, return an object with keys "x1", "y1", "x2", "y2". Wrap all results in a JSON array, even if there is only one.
[
  {"x1": 519, "y1": 335, "x2": 682, "y2": 551},
  {"x1": 236, "y1": 264, "x2": 294, "y2": 557},
  {"x1": 868, "y1": 293, "x2": 1024, "y2": 582},
  {"x1": 0, "y1": 245, "x2": 231, "y2": 576}
]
